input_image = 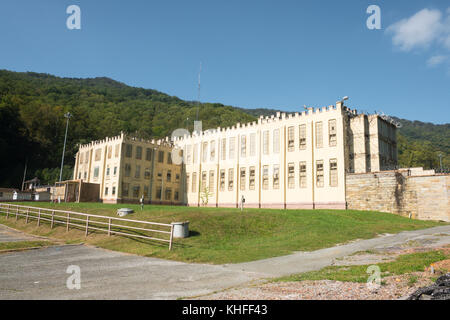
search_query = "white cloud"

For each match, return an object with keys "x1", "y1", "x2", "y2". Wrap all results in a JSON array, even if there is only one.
[
  {"x1": 386, "y1": 9, "x2": 443, "y2": 51},
  {"x1": 426, "y1": 55, "x2": 448, "y2": 67}
]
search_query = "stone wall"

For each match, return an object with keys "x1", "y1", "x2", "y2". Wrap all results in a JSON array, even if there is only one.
[{"x1": 346, "y1": 170, "x2": 449, "y2": 222}]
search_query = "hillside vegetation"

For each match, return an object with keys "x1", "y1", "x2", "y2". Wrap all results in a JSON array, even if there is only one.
[{"x1": 0, "y1": 70, "x2": 448, "y2": 187}]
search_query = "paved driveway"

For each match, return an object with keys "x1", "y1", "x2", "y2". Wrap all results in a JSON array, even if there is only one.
[{"x1": 1, "y1": 224, "x2": 449, "y2": 299}]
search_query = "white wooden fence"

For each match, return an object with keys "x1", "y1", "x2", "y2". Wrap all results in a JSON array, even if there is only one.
[{"x1": 0, "y1": 203, "x2": 174, "y2": 250}]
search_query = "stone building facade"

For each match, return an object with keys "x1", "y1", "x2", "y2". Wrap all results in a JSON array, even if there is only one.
[{"x1": 73, "y1": 133, "x2": 183, "y2": 204}]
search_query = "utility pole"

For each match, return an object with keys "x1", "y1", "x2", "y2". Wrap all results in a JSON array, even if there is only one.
[
  {"x1": 21, "y1": 159, "x2": 28, "y2": 191},
  {"x1": 195, "y1": 62, "x2": 202, "y2": 121},
  {"x1": 438, "y1": 153, "x2": 443, "y2": 173},
  {"x1": 59, "y1": 112, "x2": 72, "y2": 182}
]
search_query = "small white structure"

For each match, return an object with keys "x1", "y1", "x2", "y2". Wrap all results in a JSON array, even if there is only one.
[
  {"x1": 171, "y1": 221, "x2": 189, "y2": 238},
  {"x1": 0, "y1": 188, "x2": 16, "y2": 201}
]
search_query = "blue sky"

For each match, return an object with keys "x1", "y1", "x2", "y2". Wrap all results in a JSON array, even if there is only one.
[{"x1": 1, "y1": 0, "x2": 449, "y2": 124}]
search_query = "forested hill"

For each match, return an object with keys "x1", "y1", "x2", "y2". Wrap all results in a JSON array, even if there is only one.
[{"x1": 0, "y1": 70, "x2": 448, "y2": 187}]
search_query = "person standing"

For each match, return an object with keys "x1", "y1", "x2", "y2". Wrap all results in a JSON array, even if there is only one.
[{"x1": 140, "y1": 195, "x2": 144, "y2": 210}]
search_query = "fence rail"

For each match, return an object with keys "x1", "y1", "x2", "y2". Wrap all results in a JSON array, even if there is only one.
[{"x1": 0, "y1": 203, "x2": 174, "y2": 250}]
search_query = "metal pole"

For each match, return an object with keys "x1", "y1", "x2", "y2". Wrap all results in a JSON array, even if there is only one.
[{"x1": 59, "y1": 112, "x2": 72, "y2": 182}]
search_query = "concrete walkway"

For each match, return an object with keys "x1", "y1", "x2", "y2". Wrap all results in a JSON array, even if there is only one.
[{"x1": 0, "y1": 224, "x2": 449, "y2": 299}]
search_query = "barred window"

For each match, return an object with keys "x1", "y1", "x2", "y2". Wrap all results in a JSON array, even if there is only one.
[
  {"x1": 158, "y1": 151, "x2": 164, "y2": 163},
  {"x1": 299, "y1": 124, "x2": 306, "y2": 150},
  {"x1": 167, "y1": 152, "x2": 172, "y2": 164},
  {"x1": 132, "y1": 185, "x2": 140, "y2": 198},
  {"x1": 288, "y1": 126, "x2": 295, "y2": 152},
  {"x1": 135, "y1": 165, "x2": 141, "y2": 179},
  {"x1": 94, "y1": 166, "x2": 100, "y2": 178},
  {"x1": 330, "y1": 159, "x2": 338, "y2": 187},
  {"x1": 329, "y1": 119, "x2": 337, "y2": 147},
  {"x1": 288, "y1": 163, "x2": 295, "y2": 189},
  {"x1": 201, "y1": 171, "x2": 207, "y2": 192},
  {"x1": 202, "y1": 142, "x2": 208, "y2": 163},
  {"x1": 146, "y1": 148, "x2": 153, "y2": 161},
  {"x1": 240, "y1": 167, "x2": 246, "y2": 191},
  {"x1": 219, "y1": 169, "x2": 225, "y2": 191},
  {"x1": 240, "y1": 135, "x2": 247, "y2": 158},
  {"x1": 273, "y1": 164, "x2": 280, "y2": 189},
  {"x1": 156, "y1": 186, "x2": 162, "y2": 199},
  {"x1": 221, "y1": 139, "x2": 226, "y2": 160},
  {"x1": 125, "y1": 144, "x2": 132, "y2": 158},
  {"x1": 315, "y1": 122, "x2": 323, "y2": 148},
  {"x1": 192, "y1": 172, "x2": 197, "y2": 193},
  {"x1": 125, "y1": 164, "x2": 132, "y2": 177},
  {"x1": 250, "y1": 133, "x2": 256, "y2": 157},
  {"x1": 104, "y1": 187, "x2": 108, "y2": 196},
  {"x1": 112, "y1": 186, "x2": 116, "y2": 195},
  {"x1": 122, "y1": 183, "x2": 129, "y2": 197},
  {"x1": 174, "y1": 191, "x2": 179, "y2": 201},
  {"x1": 299, "y1": 162, "x2": 307, "y2": 188},
  {"x1": 136, "y1": 146, "x2": 142, "y2": 160},
  {"x1": 209, "y1": 170, "x2": 215, "y2": 193},
  {"x1": 316, "y1": 160, "x2": 324, "y2": 187},
  {"x1": 228, "y1": 168, "x2": 234, "y2": 191},
  {"x1": 249, "y1": 166, "x2": 255, "y2": 190},
  {"x1": 229, "y1": 137, "x2": 235, "y2": 159},
  {"x1": 263, "y1": 130, "x2": 269, "y2": 155},
  {"x1": 106, "y1": 166, "x2": 110, "y2": 177},
  {"x1": 165, "y1": 188, "x2": 172, "y2": 201},
  {"x1": 262, "y1": 166, "x2": 269, "y2": 190},
  {"x1": 166, "y1": 170, "x2": 171, "y2": 182},
  {"x1": 273, "y1": 129, "x2": 280, "y2": 154},
  {"x1": 210, "y1": 140, "x2": 215, "y2": 161},
  {"x1": 144, "y1": 168, "x2": 151, "y2": 180}
]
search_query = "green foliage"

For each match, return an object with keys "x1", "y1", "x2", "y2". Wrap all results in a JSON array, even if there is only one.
[{"x1": 34, "y1": 165, "x2": 73, "y2": 185}]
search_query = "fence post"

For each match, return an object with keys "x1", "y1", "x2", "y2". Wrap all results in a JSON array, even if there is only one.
[
  {"x1": 108, "y1": 218, "x2": 111, "y2": 236},
  {"x1": 169, "y1": 224, "x2": 174, "y2": 251},
  {"x1": 85, "y1": 216, "x2": 89, "y2": 237},
  {"x1": 6, "y1": 204, "x2": 9, "y2": 219},
  {"x1": 51, "y1": 210, "x2": 54, "y2": 229},
  {"x1": 15, "y1": 206, "x2": 19, "y2": 221},
  {"x1": 25, "y1": 208, "x2": 29, "y2": 224},
  {"x1": 66, "y1": 212, "x2": 70, "y2": 232},
  {"x1": 37, "y1": 209, "x2": 41, "y2": 226}
]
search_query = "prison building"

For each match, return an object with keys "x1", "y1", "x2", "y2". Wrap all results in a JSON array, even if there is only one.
[
  {"x1": 173, "y1": 101, "x2": 398, "y2": 209},
  {"x1": 73, "y1": 133, "x2": 183, "y2": 205}
]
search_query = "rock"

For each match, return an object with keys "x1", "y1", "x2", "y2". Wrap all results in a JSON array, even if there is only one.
[
  {"x1": 407, "y1": 273, "x2": 450, "y2": 300},
  {"x1": 117, "y1": 208, "x2": 134, "y2": 217}
]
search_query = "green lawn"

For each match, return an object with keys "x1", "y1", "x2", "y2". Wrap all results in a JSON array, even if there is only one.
[
  {"x1": 0, "y1": 202, "x2": 445, "y2": 264},
  {"x1": 275, "y1": 249, "x2": 450, "y2": 283},
  {"x1": 0, "y1": 240, "x2": 55, "y2": 251}
]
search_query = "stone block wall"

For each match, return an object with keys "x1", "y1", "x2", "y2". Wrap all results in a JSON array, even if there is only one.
[{"x1": 346, "y1": 171, "x2": 449, "y2": 222}]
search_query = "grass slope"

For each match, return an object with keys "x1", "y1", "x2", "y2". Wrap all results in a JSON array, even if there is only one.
[{"x1": 0, "y1": 202, "x2": 444, "y2": 264}]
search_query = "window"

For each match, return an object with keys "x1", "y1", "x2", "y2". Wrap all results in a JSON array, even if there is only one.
[
  {"x1": 105, "y1": 187, "x2": 109, "y2": 196},
  {"x1": 135, "y1": 165, "x2": 141, "y2": 179},
  {"x1": 157, "y1": 172, "x2": 162, "y2": 181},
  {"x1": 228, "y1": 168, "x2": 234, "y2": 191},
  {"x1": 122, "y1": 183, "x2": 129, "y2": 197},
  {"x1": 132, "y1": 186, "x2": 140, "y2": 198},
  {"x1": 146, "y1": 148, "x2": 152, "y2": 161},
  {"x1": 250, "y1": 133, "x2": 256, "y2": 157},
  {"x1": 262, "y1": 166, "x2": 269, "y2": 190},
  {"x1": 136, "y1": 146, "x2": 142, "y2": 160},
  {"x1": 186, "y1": 173, "x2": 190, "y2": 193},
  {"x1": 329, "y1": 119, "x2": 337, "y2": 147},
  {"x1": 330, "y1": 159, "x2": 338, "y2": 187},
  {"x1": 144, "y1": 186, "x2": 149, "y2": 198},
  {"x1": 209, "y1": 171, "x2": 215, "y2": 193},
  {"x1": 201, "y1": 142, "x2": 208, "y2": 163},
  {"x1": 299, "y1": 162, "x2": 307, "y2": 188},
  {"x1": 263, "y1": 130, "x2": 269, "y2": 155},
  {"x1": 193, "y1": 144, "x2": 198, "y2": 164},
  {"x1": 165, "y1": 188, "x2": 172, "y2": 201},
  {"x1": 144, "y1": 168, "x2": 151, "y2": 180},
  {"x1": 273, "y1": 164, "x2": 280, "y2": 189},
  {"x1": 107, "y1": 146, "x2": 112, "y2": 159},
  {"x1": 166, "y1": 170, "x2": 171, "y2": 182},
  {"x1": 84, "y1": 172, "x2": 87, "y2": 179},
  {"x1": 115, "y1": 144, "x2": 120, "y2": 158},
  {"x1": 113, "y1": 166, "x2": 117, "y2": 176},
  {"x1": 210, "y1": 141, "x2": 215, "y2": 161},
  {"x1": 240, "y1": 168, "x2": 246, "y2": 190},
  {"x1": 125, "y1": 144, "x2": 132, "y2": 158},
  {"x1": 249, "y1": 167, "x2": 255, "y2": 190},
  {"x1": 106, "y1": 166, "x2": 110, "y2": 177},
  {"x1": 288, "y1": 126, "x2": 295, "y2": 152},
  {"x1": 229, "y1": 137, "x2": 235, "y2": 159},
  {"x1": 192, "y1": 172, "x2": 197, "y2": 193},
  {"x1": 316, "y1": 160, "x2": 324, "y2": 187},
  {"x1": 240, "y1": 135, "x2": 246, "y2": 158},
  {"x1": 221, "y1": 139, "x2": 226, "y2": 160},
  {"x1": 201, "y1": 171, "x2": 207, "y2": 192},
  {"x1": 80, "y1": 152, "x2": 84, "y2": 164},
  {"x1": 186, "y1": 145, "x2": 192, "y2": 164},
  {"x1": 299, "y1": 124, "x2": 307, "y2": 150},
  {"x1": 273, "y1": 129, "x2": 280, "y2": 154},
  {"x1": 219, "y1": 170, "x2": 225, "y2": 191},
  {"x1": 85, "y1": 151, "x2": 89, "y2": 163},
  {"x1": 158, "y1": 151, "x2": 164, "y2": 163},
  {"x1": 94, "y1": 166, "x2": 99, "y2": 179},
  {"x1": 95, "y1": 148, "x2": 101, "y2": 161},
  {"x1": 175, "y1": 173, "x2": 180, "y2": 182},
  {"x1": 167, "y1": 152, "x2": 172, "y2": 164},
  {"x1": 174, "y1": 191, "x2": 179, "y2": 201},
  {"x1": 156, "y1": 186, "x2": 162, "y2": 199},
  {"x1": 315, "y1": 122, "x2": 323, "y2": 148},
  {"x1": 124, "y1": 164, "x2": 131, "y2": 177},
  {"x1": 288, "y1": 163, "x2": 295, "y2": 189},
  {"x1": 112, "y1": 186, "x2": 116, "y2": 195},
  {"x1": 78, "y1": 172, "x2": 81, "y2": 179}
]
